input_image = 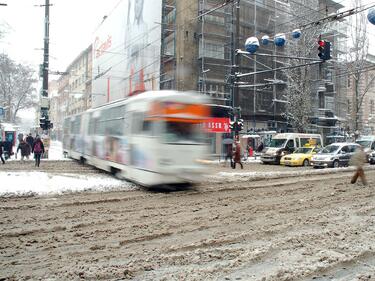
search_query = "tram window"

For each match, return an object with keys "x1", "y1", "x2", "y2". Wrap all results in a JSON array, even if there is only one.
[
  {"x1": 164, "y1": 122, "x2": 203, "y2": 142},
  {"x1": 131, "y1": 112, "x2": 144, "y2": 135},
  {"x1": 88, "y1": 117, "x2": 96, "y2": 135},
  {"x1": 63, "y1": 119, "x2": 70, "y2": 135},
  {"x1": 70, "y1": 117, "x2": 81, "y2": 134}
]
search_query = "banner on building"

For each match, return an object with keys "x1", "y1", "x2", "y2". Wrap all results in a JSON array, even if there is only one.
[
  {"x1": 204, "y1": 118, "x2": 231, "y2": 133},
  {"x1": 92, "y1": 0, "x2": 162, "y2": 107}
]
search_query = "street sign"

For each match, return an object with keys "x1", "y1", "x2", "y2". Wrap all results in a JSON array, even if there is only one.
[{"x1": 0, "y1": 107, "x2": 4, "y2": 120}]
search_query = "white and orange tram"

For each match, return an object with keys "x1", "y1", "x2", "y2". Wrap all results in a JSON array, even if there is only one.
[{"x1": 63, "y1": 91, "x2": 211, "y2": 187}]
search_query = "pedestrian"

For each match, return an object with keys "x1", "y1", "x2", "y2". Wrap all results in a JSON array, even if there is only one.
[
  {"x1": 350, "y1": 146, "x2": 367, "y2": 185},
  {"x1": 26, "y1": 133, "x2": 34, "y2": 151},
  {"x1": 257, "y1": 141, "x2": 264, "y2": 153},
  {"x1": 17, "y1": 133, "x2": 24, "y2": 144},
  {"x1": 17, "y1": 139, "x2": 31, "y2": 163},
  {"x1": 225, "y1": 144, "x2": 234, "y2": 168},
  {"x1": 32, "y1": 136, "x2": 45, "y2": 167},
  {"x1": 232, "y1": 141, "x2": 243, "y2": 169},
  {"x1": 0, "y1": 137, "x2": 5, "y2": 164}
]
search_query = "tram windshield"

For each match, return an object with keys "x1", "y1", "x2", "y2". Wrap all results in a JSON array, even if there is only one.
[{"x1": 163, "y1": 121, "x2": 205, "y2": 143}]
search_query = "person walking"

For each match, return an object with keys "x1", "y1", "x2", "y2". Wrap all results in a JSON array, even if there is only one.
[
  {"x1": 0, "y1": 137, "x2": 5, "y2": 164},
  {"x1": 224, "y1": 144, "x2": 234, "y2": 168},
  {"x1": 26, "y1": 133, "x2": 34, "y2": 151},
  {"x1": 350, "y1": 146, "x2": 367, "y2": 185},
  {"x1": 32, "y1": 136, "x2": 45, "y2": 167},
  {"x1": 232, "y1": 142, "x2": 243, "y2": 169},
  {"x1": 17, "y1": 139, "x2": 31, "y2": 163}
]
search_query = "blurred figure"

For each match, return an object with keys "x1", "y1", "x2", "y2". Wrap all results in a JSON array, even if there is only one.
[
  {"x1": 232, "y1": 142, "x2": 243, "y2": 169},
  {"x1": 350, "y1": 146, "x2": 367, "y2": 185},
  {"x1": 17, "y1": 133, "x2": 24, "y2": 144},
  {"x1": 17, "y1": 139, "x2": 31, "y2": 163},
  {"x1": 3, "y1": 138, "x2": 13, "y2": 160},
  {"x1": 0, "y1": 137, "x2": 5, "y2": 164},
  {"x1": 257, "y1": 141, "x2": 264, "y2": 153},
  {"x1": 224, "y1": 144, "x2": 233, "y2": 168},
  {"x1": 26, "y1": 133, "x2": 34, "y2": 151},
  {"x1": 32, "y1": 136, "x2": 45, "y2": 167}
]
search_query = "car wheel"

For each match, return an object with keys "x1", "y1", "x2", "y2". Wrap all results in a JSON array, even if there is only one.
[
  {"x1": 333, "y1": 160, "x2": 339, "y2": 168},
  {"x1": 302, "y1": 159, "x2": 309, "y2": 167}
]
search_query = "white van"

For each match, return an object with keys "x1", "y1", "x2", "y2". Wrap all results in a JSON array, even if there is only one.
[{"x1": 261, "y1": 133, "x2": 323, "y2": 164}]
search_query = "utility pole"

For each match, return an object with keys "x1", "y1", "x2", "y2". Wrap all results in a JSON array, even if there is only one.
[
  {"x1": 40, "y1": 0, "x2": 51, "y2": 131},
  {"x1": 233, "y1": 0, "x2": 240, "y2": 111}
]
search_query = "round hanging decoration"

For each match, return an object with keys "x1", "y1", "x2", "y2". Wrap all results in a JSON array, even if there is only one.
[
  {"x1": 274, "y1": 33, "x2": 286, "y2": 46},
  {"x1": 261, "y1": 35, "x2": 270, "y2": 45},
  {"x1": 292, "y1": 29, "x2": 301, "y2": 39},
  {"x1": 368, "y1": 8, "x2": 375, "y2": 25},
  {"x1": 245, "y1": 37, "x2": 260, "y2": 53}
]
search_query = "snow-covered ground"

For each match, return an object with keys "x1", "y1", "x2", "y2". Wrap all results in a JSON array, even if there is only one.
[{"x1": 0, "y1": 141, "x2": 136, "y2": 197}]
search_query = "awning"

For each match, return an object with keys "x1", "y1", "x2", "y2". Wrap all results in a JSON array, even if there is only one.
[{"x1": 241, "y1": 134, "x2": 260, "y2": 138}]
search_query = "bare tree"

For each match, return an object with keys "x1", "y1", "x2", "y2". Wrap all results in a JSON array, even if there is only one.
[
  {"x1": 346, "y1": 0, "x2": 373, "y2": 134},
  {"x1": 0, "y1": 54, "x2": 38, "y2": 123},
  {"x1": 280, "y1": 0, "x2": 321, "y2": 133}
]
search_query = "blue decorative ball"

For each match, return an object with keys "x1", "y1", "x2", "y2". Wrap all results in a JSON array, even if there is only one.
[
  {"x1": 368, "y1": 8, "x2": 375, "y2": 25},
  {"x1": 292, "y1": 29, "x2": 301, "y2": 39},
  {"x1": 245, "y1": 37, "x2": 260, "y2": 54},
  {"x1": 261, "y1": 35, "x2": 270, "y2": 45},
  {"x1": 274, "y1": 33, "x2": 286, "y2": 47}
]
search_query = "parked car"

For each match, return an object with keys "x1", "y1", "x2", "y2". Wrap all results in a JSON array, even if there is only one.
[
  {"x1": 261, "y1": 133, "x2": 323, "y2": 164},
  {"x1": 311, "y1": 142, "x2": 360, "y2": 168},
  {"x1": 280, "y1": 146, "x2": 321, "y2": 167},
  {"x1": 355, "y1": 135, "x2": 375, "y2": 161},
  {"x1": 368, "y1": 151, "x2": 375, "y2": 164}
]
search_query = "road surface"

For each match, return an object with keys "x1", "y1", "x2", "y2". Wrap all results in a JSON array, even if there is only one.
[{"x1": 1, "y1": 161, "x2": 375, "y2": 280}]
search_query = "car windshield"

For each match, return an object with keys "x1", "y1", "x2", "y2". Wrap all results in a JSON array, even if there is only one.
[
  {"x1": 356, "y1": 140, "x2": 372, "y2": 148},
  {"x1": 320, "y1": 145, "x2": 339, "y2": 154},
  {"x1": 294, "y1": 147, "x2": 313, "y2": 154},
  {"x1": 268, "y1": 138, "x2": 286, "y2": 148}
]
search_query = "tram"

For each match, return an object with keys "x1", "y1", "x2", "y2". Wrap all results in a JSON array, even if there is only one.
[{"x1": 63, "y1": 91, "x2": 211, "y2": 186}]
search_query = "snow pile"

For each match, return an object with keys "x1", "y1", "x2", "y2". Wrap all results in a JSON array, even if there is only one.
[
  {"x1": 0, "y1": 172, "x2": 137, "y2": 197},
  {"x1": 207, "y1": 165, "x2": 375, "y2": 183}
]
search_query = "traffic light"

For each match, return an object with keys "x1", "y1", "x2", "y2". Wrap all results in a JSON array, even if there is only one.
[
  {"x1": 318, "y1": 40, "x2": 331, "y2": 61},
  {"x1": 40, "y1": 117, "x2": 45, "y2": 129},
  {"x1": 229, "y1": 120, "x2": 244, "y2": 133},
  {"x1": 40, "y1": 118, "x2": 52, "y2": 130}
]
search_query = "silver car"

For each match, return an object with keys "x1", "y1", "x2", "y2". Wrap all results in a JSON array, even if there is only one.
[{"x1": 311, "y1": 142, "x2": 360, "y2": 168}]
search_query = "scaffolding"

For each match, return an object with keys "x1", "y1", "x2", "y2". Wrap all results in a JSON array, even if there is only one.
[
  {"x1": 197, "y1": 0, "x2": 232, "y2": 104},
  {"x1": 160, "y1": 0, "x2": 177, "y2": 90}
]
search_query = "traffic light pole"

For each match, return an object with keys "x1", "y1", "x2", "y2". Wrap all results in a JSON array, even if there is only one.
[{"x1": 40, "y1": 0, "x2": 50, "y2": 131}]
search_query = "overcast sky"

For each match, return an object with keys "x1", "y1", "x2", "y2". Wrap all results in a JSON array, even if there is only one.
[{"x1": 0, "y1": 0, "x2": 120, "y2": 73}]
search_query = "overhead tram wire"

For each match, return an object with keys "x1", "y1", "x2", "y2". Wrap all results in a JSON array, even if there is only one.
[
  {"x1": 247, "y1": 0, "x2": 375, "y2": 43},
  {"x1": 276, "y1": 0, "x2": 349, "y2": 28},
  {"x1": 287, "y1": 0, "x2": 375, "y2": 37}
]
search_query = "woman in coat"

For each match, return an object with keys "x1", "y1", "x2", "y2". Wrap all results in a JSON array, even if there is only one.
[
  {"x1": 32, "y1": 136, "x2": 45, "y2": 167},
  {"x1": 232, "y1": 142, "x2": 243, "y2": 169}
]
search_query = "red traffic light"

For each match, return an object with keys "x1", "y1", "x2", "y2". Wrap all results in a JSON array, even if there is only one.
[{"x1": 318, "y1": 40, "x2": 325, "y2": 47}]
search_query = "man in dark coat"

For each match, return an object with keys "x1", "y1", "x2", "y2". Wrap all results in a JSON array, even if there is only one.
[
  {"x1": 17, "y1": 139, "x2": 31, "y2": 163},
  {"x1": 26, "y1": 133, "x2": 34, "y2": 150},
  {"x1": 0, "y1": 138, "x2": 5, "y2": 164}
]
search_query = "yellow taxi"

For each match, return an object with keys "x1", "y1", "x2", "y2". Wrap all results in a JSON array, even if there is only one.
[{"x1": 280, "y1": 146, "x2": 321, "y2": 167}]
